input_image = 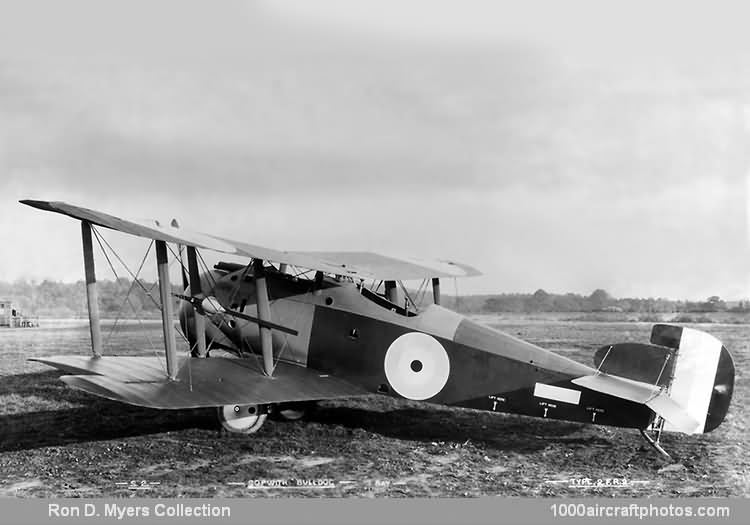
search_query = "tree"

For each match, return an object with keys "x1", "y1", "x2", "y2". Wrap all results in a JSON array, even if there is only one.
[
  {"x1": 528, "y1": 289, "x2": 554, "y2": 312},
  {"x1": 705, "y1": 296, "x2": 726, "y2": 312},
  {"x1": 587, "y1": 289, "x2": 612, "y2": 311},
  {"x1": 553, "y1": 293, "x2": 583, "y2": 312}
]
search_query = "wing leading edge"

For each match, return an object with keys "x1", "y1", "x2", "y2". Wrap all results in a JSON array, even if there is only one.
[{"x1": 20, "y1": 200, "x2": 481, "y2": 280}]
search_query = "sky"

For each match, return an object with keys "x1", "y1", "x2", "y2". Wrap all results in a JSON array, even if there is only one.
[{"x1": 0, "y1": 0, "x2": 748, "y2": 300}]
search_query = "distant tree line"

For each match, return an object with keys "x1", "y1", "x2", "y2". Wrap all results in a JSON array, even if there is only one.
[
  {"x1": 0, "y1": 278, "x2": 181, "y2": 318},
  {"x1": 479, "y1": 289, "x2": 748, "y2": 314},
  {"x1": 1, "y1": 279, "x2": 747, "y2": 318}
]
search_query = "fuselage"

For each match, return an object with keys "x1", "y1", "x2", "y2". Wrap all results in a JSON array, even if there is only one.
[{"x1": 179, "y1": 264, "x2": 655, "y2": 430}]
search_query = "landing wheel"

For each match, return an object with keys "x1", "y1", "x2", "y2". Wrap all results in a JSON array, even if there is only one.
[
  {"x1": 273, "y1": 401, "x2": 316, "y2": 421},
  {"x1": 217, "y1": 404, "x2": 267, "y2": 434}
]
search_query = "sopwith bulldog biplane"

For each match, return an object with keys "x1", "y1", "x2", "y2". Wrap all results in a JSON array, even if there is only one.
[{"x1": 20, "y1": 200, "x2": 734, "y2": 458}]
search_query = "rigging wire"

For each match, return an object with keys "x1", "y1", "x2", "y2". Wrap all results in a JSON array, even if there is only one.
[
  {"x1": 161, "y1": 243, "x2": 196, "y2": 390},
  {"x1": 397, "y1": 280, "x2": 418, "y2": 313},
  {"x1": 98, "y1": 230, "x2": 189, "y2": 341},
  {"x1": 226, "y1": 261, "x2": 254, "y2": 360},
  {"x1": 100, "y1": 239, "x2": 153, "y2": 347},
  {"x1": 292, "y1": 266, "x2": 315, "y2": 279},
  {"x1": 595, "y1": 345, "x2": 613, "y2": 374},
  {"x1": 195, "y1": 252, "x2": 227, "y2": 355},
  {"x1": 227, "y1": 260, "x2": 254, "y2": 310},
  {"x1": 416, "y1": 278, "x2": 429, "y2": 307},
  {"x1": 269, "y1": 279, "x2": 312, "y2": 373},
  {"x1": 653, "y1": 352, "x2": 673, "y2": 389},
  {"x1": 185, "y1": 252, "x2": 308, "y2": 375},
  {"x1": 93, "y1": 231, "x2": 161, "y2": 309},
  {"x1": 193, "y1": 249, "x2": 260, "y2": 369},
  {"x1": 90, "y1": 227, "x2": 165, "y2": 375},
  {"x1": 166, "y1": 243, "x2": 190, "y2": 287}
]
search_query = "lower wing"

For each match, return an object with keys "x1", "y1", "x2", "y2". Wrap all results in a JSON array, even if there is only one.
[{"x1": 31, "y1": 356, "x2": 368, "y2": 409}]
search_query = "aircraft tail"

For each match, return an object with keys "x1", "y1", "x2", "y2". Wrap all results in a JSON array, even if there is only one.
[
  {"x1": 573, "y1": 324, "x2": 734, "y2": 434},
  {"x1": 649, "y1": 324, "x2": 734, "y2": 433}
]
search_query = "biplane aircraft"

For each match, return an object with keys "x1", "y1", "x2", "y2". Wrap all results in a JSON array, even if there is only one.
[{"x1": 20, "y1": 200, "x2": 734, "y2": 458}]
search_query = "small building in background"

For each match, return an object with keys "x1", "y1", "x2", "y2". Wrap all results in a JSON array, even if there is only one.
[{"x1": 0, "y1": 299, "x2": 38, "y2": 328}]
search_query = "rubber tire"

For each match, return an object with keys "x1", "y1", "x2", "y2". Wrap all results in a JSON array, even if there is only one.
[{"x1": 217, "y1": 404, "x2": 268, "y2": 434}]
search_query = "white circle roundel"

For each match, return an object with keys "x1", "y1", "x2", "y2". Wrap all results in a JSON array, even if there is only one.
[{"x1": 384, "y1": 332, "x2": 450, "y2": 400}]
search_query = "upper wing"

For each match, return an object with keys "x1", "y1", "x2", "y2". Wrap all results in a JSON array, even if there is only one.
[
  {"x1": 31, "y1": 356, "x2": 369, "y2": 409},
  {"x1": 295, "y1": 251, "x2": 480, "y2": 280},
  {"x1": 20, "y1": 199, "x2": 481, "y2": 280}
]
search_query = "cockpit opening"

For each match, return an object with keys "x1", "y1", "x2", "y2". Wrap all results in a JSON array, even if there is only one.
[{"x1": 359, "y1": 285, "x2": 418, "y2": 317}]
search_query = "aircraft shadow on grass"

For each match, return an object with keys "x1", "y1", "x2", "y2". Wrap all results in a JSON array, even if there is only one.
[
  {"x1": 0, "y1": 371, "x2": 215, "y2": 452},
  {"x1": 308, "y1": 405, "x2": 614, "y2": 454}
]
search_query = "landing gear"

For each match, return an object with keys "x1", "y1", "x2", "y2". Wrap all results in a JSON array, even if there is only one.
[
  {"x1": 217, "y1": 404, "x2": 268, "y2": 434},
  {"x1": 272, "y1": 401, "x2": 317, "y2": 422}
]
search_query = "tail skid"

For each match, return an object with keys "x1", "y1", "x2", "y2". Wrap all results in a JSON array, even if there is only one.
[{"x1": 640, "y1": 423, "x2": 671, "y2": 460}]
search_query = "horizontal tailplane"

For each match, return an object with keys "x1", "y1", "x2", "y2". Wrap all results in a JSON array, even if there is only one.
[
  {"x1": 575, "y1": 325, "x2": 734, "y2": 434},
  {"x1": 572, "y1": 373, "x2": 702, "y2": 433}
]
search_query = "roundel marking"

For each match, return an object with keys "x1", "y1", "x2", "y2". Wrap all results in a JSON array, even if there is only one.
[{"x1": 384, "y1": 332, "x2": 450, "y2": 400}]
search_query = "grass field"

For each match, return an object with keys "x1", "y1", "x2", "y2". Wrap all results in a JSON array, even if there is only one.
[{"x1": 0, "y1": 316, "x2": 747, "y2": 497}]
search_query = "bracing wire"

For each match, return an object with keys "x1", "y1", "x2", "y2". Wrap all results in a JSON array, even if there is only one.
[
  {"x1": 99, "y1": 238, "x2": 154, "y2": 346},
  {"x1": 416, "y1": 278, "x2": 429, "y2": 307},
  {"x1": 269, "y1": 278, "x2": 312, "y2": 373},
  {"x1": 91, "y1": 227, "x2": 166, "y2": 375},
  {"x1": 397, "y1": 280, "x2": 419, "y2": 313},
  {"x1": 94, "y1": 231, "x2": 161, "y2": 309},
  {"x1": 194, "y1": 249, "x2": 255, "y2": 363}
]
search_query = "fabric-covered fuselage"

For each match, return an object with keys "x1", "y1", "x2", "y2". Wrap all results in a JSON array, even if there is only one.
[{"x1": 184, "y1": 266, "x2": 654, "y2": 430}]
